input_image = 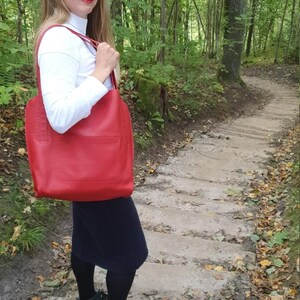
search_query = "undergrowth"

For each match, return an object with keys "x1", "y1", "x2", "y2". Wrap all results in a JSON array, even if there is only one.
[
  {"x1": 0, "y1": 159, "x2": 68, "y2": 258},
  {"x1": 284, "y1": 138, "x2": 300, "y2": 287},
  {"x1": 247, "y1": 124, "x2": 300, "y2": 299}
]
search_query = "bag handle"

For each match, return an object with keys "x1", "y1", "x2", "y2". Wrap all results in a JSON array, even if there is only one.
[{"x1": 35, "y1": 24, "x2": 118, "y2": 92}]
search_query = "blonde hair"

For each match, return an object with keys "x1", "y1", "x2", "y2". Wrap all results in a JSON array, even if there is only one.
[
  {"x1": 35, "y1": 0, "x2": 115, "y2": 49},
  {"x1": 34, "y1": 0, "x2": 120, "y2": 80}
]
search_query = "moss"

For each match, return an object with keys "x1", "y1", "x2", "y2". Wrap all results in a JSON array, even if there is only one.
[{"x1": 135, "y1": 76, "x2": 161, "y2": 117}]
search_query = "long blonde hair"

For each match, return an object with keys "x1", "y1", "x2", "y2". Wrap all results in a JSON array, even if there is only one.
[{"x1": 35, "y1": 0, "x2": 115, "y2": 50}]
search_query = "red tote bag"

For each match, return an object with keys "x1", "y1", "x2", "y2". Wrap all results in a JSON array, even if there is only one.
[{"x1": 25, "y1": 25, "x2": 134, "y2": 201}]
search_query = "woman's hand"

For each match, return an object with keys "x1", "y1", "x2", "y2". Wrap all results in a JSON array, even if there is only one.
[{"x1": 91, "y1": 42, "x2": 120, "y2": 83}]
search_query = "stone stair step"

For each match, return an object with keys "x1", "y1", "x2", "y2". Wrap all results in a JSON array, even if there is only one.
[
  {"x1": 140, "y1": 173, "x2": 245, "y2": 199},
  {"x1": 144, "y1": 230, "x2": 254, "y2": 266},
  {"x1": 137, "y1": 204, "x2": 252, "y2": 239},
  {"x1": 91, "y1": 262, "x2": 236, "y2": 299},
  {"x1": 134, "y1": 188, "x2": 246, "y2": 215}
]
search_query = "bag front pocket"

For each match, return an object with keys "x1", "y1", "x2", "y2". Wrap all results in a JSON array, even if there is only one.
[{"x1": 52, "y1": 136, "x2": 121, "y2": 182}]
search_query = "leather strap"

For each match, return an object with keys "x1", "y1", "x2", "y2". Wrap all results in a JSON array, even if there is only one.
[{"x1": 35, "y1": 24, "x2": 118, "y2": 92}]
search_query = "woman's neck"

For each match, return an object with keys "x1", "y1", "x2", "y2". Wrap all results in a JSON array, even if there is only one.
[{"x1": 66, "y1": 13, "x2": 88, "y2": 34}]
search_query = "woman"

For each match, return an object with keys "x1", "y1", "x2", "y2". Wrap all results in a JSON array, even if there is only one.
[{"x1": 35, "y1": 1, "x2": 148, "y2": 299}]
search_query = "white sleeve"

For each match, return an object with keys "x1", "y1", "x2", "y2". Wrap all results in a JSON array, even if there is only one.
[{"x1": 38, "y1": 28, "x2": 108, "y2": 134}]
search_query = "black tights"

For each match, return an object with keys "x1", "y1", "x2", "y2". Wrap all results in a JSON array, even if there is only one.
[{"x1": 71, "y1": 252, "x2": 136, "y2": 300}]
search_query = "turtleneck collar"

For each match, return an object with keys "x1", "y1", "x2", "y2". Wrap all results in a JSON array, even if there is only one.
[{"x1": 66, "y1": 13, "x2": 88, "y2": 35}]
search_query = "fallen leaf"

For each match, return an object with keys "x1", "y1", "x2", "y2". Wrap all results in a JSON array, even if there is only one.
[
  {"x1": 23, "y1": 206, "x2": 31, "y2": 213},
  {"x1": 44, "y1": 279, "x2": 61, "y2": 287},
  {"x1": 245, "y1": 290, "x2": 251, "y2": 298},
  {"x1": 215, "y1": 235, "x2": 225, "y2": 242},
  {"x1": 288, "y1": 288, "x2": 298, "y2": 297},
  {"x1": 270, "y1": 296, "x2": 284, "y2": 300},
  {"x1": 213, "y1": 273, "x2": 224, "y2": 280},
  {"x1": 259, "y1": 259, "x2": 271, "y2": 267},
  {"x1": 214, "y1": 265, "x2": 224, "y2": 272},
  {"x1": 266, "y1": 266, "x2": 276, "y2": 275},
  {"x1": 11, "y1": 246, "x2": 17, "y2": 256},
  {"x1": 29, "y1": 197, "x2": 37, "y2": 204},
  {"x1": 17, "y1": 148, "x2": 26, "y2": 155},
  {"x1": 18, "y1": 86, "x2": 29, "y2": 92},
  {"x1": 52, "y1": 241, "x2": 59, "y2": 249},
  {"x1": 204, "y1": 264, "x2": 213, "y2": 270},
  {"x1": 36, "y1": 275, "x2": 45, "y2": 283},
  {"x1": 272, "y1": 258, "x2": 284, "y2": 267},
  {"x1": 10, "y1": 225, "x2": 22, "y2": 241},
  {"x1": 250, "y1": 234, "x2": 260, "y2": 242},
  {"x1": 64, "y1": 243, "x2": 71, "y2": 254}
]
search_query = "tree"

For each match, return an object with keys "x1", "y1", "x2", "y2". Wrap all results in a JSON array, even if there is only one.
[
  {"x1": 245, "y1": 0, "x2": 257, "y2": 57},
  {"x1": 274, "y1": 0, "x2": 289, "y2": 64},
  {"x1": 158, "y1": 0, "x2": 167, "y2": 63},
  {"x1": 111, "y1": 0, "x2": 124, "y2": 52},
  {"x1": 218, "y1": 0, "x2": 247, "y2": 82},
  {"x1": 284, "y1": 0, "x2": 296, "y2": 63}
]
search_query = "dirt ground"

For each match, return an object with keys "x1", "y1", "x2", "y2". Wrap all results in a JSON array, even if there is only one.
[{"x1": 0, "y1": 64, "x2": 298, "y2": 300}]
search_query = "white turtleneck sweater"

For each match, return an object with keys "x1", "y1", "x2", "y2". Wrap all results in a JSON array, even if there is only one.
[{"x1": 38, "y1": 13, "x2": 112, "y2": 134}]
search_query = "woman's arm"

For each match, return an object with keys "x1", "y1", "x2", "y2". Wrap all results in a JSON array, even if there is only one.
[
  {"x1": 38, "y1": 28, "x2": 116, "y2": 134},
  {"x1": 39, "y1": 51, "x2": 108, "y2": 134}
]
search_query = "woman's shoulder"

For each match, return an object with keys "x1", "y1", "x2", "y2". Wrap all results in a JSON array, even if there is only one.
[{"x1": 38, "y1": 25, "x2": 82, "y2": 56}]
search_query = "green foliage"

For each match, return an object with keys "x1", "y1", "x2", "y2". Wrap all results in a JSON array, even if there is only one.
[
  {"x1": 0, "y1": 181, "x2": 68, "y2": 256},
  {"x1": 0, "y1": 19, "x2": 32, "y2": 106},
  {"x1": 13, "y1": 224, "x2": 44, "y2": 252},
  {"x1": 146, "y1": 111, "x2": 165, "y2": 132},
  {"x1": 284, "y1": 156, "x2": 300, "y2": 261},
  {"x1": 168, "y1": 64, "x2": 222, "y2": 120},
  {"x1": 267, "y1": 231, "x2": 289, "y2": 247},
  {"x1": 134, "y1": 131, "x2": 153, "y2": 150},
  {"x1": 143, "y1": 64, "x2": 175, "y2": 86},
  {"x1": 0, "y1": 82, "x2": 32, "y2": 106},
  {"x1": 0, "y1": 86, "x2": 12, "y2": 105}
]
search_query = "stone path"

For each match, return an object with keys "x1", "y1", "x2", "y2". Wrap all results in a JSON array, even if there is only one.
[{"x1": 49, "y1": 77, "x2": 299, "y2": 300}]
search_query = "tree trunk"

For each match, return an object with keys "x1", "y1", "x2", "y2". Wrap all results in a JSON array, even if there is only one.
[
  {"x1": 263, "y1": 17, "x2": 274, "y2": 52},
  {"x1": 184, "y1": 0, "x2": 190, "y2": 48},
  {"x1": 192, "y1": 0, "x2": 207, "y2": 40},
  {"x1": 159, "y1": 0, "x2": 167, "y2": 63},
  {"x1": 284, "y1": 0, "x2": 296, "y2": 63},
  {"x1": 129, "y1": 0, "x2": 140, "y2": 44},
  {"x1": 111, "y1": 0, "x2": 124, "y2": 52},
  {"x1": 206, "y1": 0, "x2": 212, "y2": 56},
  {"x1": 0, "y1": 0, "x2": 7, "y2": 21},
  {"x1": 215, "y1": 0, "x2": 223, "y2": 57},
  {"x1": 17, "y1": 0, "x2": 24, "y2": 44},
  {"x1": 218, "y1": 0, "x2": 246, "y2": 82},
  {"x1": 245, "y1": 0, "x2": 257, "y2": 57},
  {"x1": 122, "y1": 1, "x2": 130, "y2": 29},
  {"x1": 167, "y1": 0, "x2": 176, "y2": 28},
  {"x1": 173, "y1": 0, "x2": 179, "y2": 45},
  {"x1": 149, "y1": 0, "x2": 156, "y2": 48},
  {"x1": 274, "y1": 0, "x2": 289, "y2": 64}
]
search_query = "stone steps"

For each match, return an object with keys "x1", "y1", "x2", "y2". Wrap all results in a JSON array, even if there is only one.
[
  {"x1": 44, "y1": 77, "x2": 299, "y2": 300},
  {"x1": 137, "y1": 204, "x2": 252, "y2": 240},
  {"x1": 91, "y1": 262, "x2": 237, "y2": 299}
]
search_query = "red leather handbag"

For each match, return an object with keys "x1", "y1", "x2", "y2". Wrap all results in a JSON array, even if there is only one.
[{"x1": 25, "y1": 25, "x2": 134, "y2": 201}]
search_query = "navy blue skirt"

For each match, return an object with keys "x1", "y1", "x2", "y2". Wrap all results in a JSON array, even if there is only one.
[{"x1": 72, "y1": 197, "x2": 148, "y2": 273}]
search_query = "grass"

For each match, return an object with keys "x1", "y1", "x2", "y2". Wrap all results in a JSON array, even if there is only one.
[{"x1": 0, "y1": 160, "x2": 69, "y2": 258}]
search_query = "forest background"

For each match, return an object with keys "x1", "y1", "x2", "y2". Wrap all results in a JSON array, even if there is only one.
[{"x1": 0, "y1": 0, "x2": 299, "y2": 299}]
